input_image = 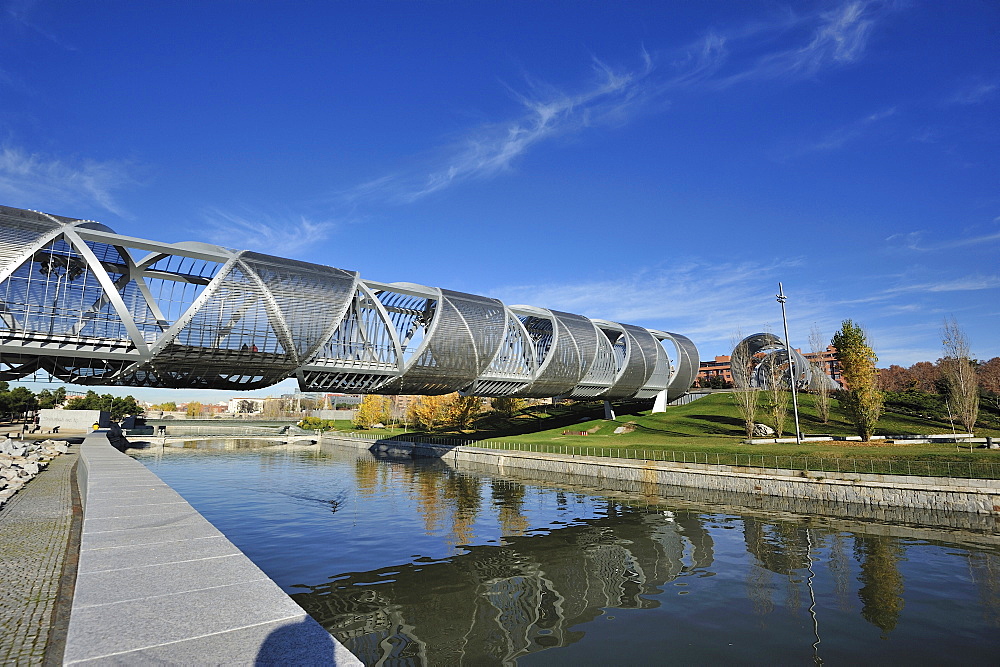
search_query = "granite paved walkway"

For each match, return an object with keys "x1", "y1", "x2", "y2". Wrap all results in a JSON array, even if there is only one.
[
  {"x1": 0, "y1": 446, "x2": 78, "y2": 665},
  {"x1": 65, "y1": 432, "x2": 360, "y2": 665}
]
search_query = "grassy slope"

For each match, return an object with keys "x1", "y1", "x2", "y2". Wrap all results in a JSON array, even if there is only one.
[{"x1": 347, "y1": 392, "x2": 1000, "y2": 463}]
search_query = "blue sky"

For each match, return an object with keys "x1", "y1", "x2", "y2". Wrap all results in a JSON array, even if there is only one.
[{"x1": 1, "y1": 0, "x2": 998, "y2": 400}]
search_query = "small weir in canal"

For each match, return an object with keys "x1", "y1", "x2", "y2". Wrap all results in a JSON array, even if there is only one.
[{"x1": 131, "y1": 439, "x2": 1000, "y2": 666}]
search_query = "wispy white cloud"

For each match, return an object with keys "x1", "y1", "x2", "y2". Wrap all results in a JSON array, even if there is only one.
[
  {"x1": 200, "y1": 208, "x2": 339, "y2": 257},
  {"x1": 945, "y1": 81, "x2": 998, "y2": 106},
  {"x1": 886, "y1": 218, "x2": 1000, "y2": 251},
  {"x1": 487, "y1": 258, "x2": 832, "y2": 354},
  {"x1": 812, "y1": 107, "x2": 896, "y2": 150},
  {"x1": 886, "y1": 275, "x2": 1000, "y2": 293},
  {"x1": 779, "y1": 106, "x2": 897, "y2": 158},
  {"x1": 711, "y1": 0, "x2": 885, "y2": 88},
  {"x1": 3, "y1": 0, "x2": 77, "y2": 51},
  {"x1": 0, "y1": 146, "x2": 135, "y2": 216},
  {"x1": 343, "y1": 54, "x2": 658, "y2": 204},
  {"x1": 340, "y1": 1, "x2": 894, "y2": 206}
]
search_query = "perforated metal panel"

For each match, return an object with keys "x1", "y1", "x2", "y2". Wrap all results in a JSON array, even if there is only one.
[{"x1": 0, "y1": 205, "x2": 700, "y2": 399}]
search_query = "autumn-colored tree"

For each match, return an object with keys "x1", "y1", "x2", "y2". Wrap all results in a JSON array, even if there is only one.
[
  {"x1": 448, "y1": 395, "x2": 482, "y2": 430},
  {"x1": 908, "y1": 361, "x2": 940, "y2": 393},
  {"x1": 407, "y1": 395, "x2": 451, "y2": 431},
  {"x1": 832, "y1": 319, "x2": 883, "y2": 441},
  {"x1": 979, "y1": 357, "x2": 1000, "y2": 412},
  {"x1": 186, "y1": 401, "x2": 204, "y2": 418},
  {"x1": 878, "y1": 365, "x2": 912, "y2": 392},
  {"x1": 353, "y1": 394, "x2": 390, "y2": 429},
  {"x1": 940, "y1": 318, "x2": 979, "y2": 433},
  {"x1": 490, "y1": 396, "x2": 525, "y2": 417}
]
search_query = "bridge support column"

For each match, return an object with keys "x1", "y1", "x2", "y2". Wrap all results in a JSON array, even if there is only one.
[
  {"x1": 651, "y1": 389, "x2": 668, "y2": 414},
  {"x1": 603, "y1": 401, "x2": 616, "y2": 421}
]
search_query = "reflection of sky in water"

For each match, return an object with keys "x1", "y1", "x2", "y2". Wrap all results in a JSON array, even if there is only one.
[{"x1": 135, "y1": 442, "x2": 1000, "y2": 666}]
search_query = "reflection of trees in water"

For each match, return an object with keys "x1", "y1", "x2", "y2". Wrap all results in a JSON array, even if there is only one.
[
  {"x1": 743, "y1": 518, "x2": 811, "y2": 617},
  {"x1": 966, "y1": 550, "x2": 1000, "y2": 628},
  {"x1": 742, "y1": 519, "x2": 909, "y2": 637},
  {"x1": 292, "y1": 507, "x2": 711, "y2": 665},
  {"x1": 854, "y1": 534, "x2": 905, "y2": 638},
  {"x1": 746, "y1": 562, "x2": 774, "y2": 617},
  {"x1": 828, "y1": 533, "x2": 854, "y2": 612},
  {"x1": 443, "y1": 472, "x2": 483, "y2": 547},
  {"x1": 354, "y1": 458, "x2": 380, "y2": 497},
  {"x1": 743, "y1": 518, "x2": 810, "y2": 575},
  {"x1": 405, "y1": 463, "x2": 447, "y2": 534},
  {"x1": 491, "y1": 480, "x2": 528, "y2": 538}
]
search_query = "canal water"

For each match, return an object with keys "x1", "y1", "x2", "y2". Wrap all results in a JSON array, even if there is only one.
[{"x1": 132, "y1": 440, "x2": 1000, "y2": 665}]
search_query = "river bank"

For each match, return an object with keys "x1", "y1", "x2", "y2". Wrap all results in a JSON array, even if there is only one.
[{"x1": 322, "y1": 434, "x2": 1000, "y2": 518}]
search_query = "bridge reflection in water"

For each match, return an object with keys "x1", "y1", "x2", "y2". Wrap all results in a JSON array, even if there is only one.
[
  {"x1": 293, "y1": 503, "x2": 716, "y2": 665},
  {"x1": 133, "y1": 444, "x2": 1000, "y2": 666}
]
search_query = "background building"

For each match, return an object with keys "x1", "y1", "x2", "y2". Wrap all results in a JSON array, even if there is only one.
[{"x1": 697, "y1": 346, "x2": 841, "y2": 388}]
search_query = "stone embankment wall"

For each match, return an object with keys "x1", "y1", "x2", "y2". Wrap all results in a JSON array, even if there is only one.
[{"x1": 326, "y1": 435, "x2": 1000, "y2": 516}]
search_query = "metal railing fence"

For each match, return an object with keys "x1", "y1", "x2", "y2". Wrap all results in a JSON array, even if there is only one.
[{"x1": 156, "y1": 425, "x2": 286, "y2": 437}]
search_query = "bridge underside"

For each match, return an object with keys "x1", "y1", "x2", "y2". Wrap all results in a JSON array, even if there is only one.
[{"x1": 0, "y1": 205, "x2": 699, "y2": 401}]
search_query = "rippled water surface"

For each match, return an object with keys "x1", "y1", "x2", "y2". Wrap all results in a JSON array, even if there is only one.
[{"x1": 133, "y1": 440, "x2": 1000, "y2": 665}]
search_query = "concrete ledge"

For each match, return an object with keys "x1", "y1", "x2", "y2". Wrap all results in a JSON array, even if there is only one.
[
  {"x1": 65, "y1": 431, "x2": 360, "y2": 665},
  {"x1": 342, "y1": 435, "x2": 1000, "y2": 516}
]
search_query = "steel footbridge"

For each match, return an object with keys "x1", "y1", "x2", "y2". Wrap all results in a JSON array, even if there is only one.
[{"x1": 0, "y1": 205, "x2": 698, "y2": 401}]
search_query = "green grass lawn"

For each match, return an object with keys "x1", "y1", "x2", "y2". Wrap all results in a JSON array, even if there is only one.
[{"x1": 335, "y1": 392, "x2": 1000, "y2": 478}]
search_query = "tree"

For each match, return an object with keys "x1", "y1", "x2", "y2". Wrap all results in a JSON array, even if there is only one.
[
  {"x1": 832, "y1": 319, "x2": 883, "y2": 441},
  {"x1": 809, "y1": 325, "x2": 833, "y2": 424},
  {"x1": 758, "y1": 353, "x2": 788, "y2": 435},
  {"x1": 37, "y1": 387, "x2": 67, "y2": 410},
  {"x1": 908, "y1": 361, "x2": 940, "y2": 393},
  {"x1": 447, "y1": 395, "x2": 482, "y2": 430},
  {"x1": 940, "y1": 318, "x2": 979, "y2": 433},
  {"x1": 353, "y1": 395, "x2": 390, "y2": 429},
  {"x1": 7, "y1": 386, "x2": 38, "y2": 420},
  {"x1": 490, "y1": 396, "x2": 526, "y2": 417},
  {"x1": 730, "y1": 331, "x2": 763, "y2": 438},
  {"x1": 186, "y1": 401, "x2": 204, "y2": 418},
  {"x1": 64, "y1": 390, "x2": 142, "y2": 421},
  {"x1": 407, "y1": 395, "x2": 451, "y2": 431},
  {"x1": 109, "y1": 396, "x2": 143, "y2": 421},
  {"x1": 236, "y1": 399, "x2": 257, "y2": 414},
  {"x1": 708, "y1": 375, "x2": 731, "y2": 389},
  {"x1": 878, "y1": 365, "x2": 912, "y2": 392},
  {"x1": 979, "y1": 357, "x2": 1000, "y2": 412},
  {"x1": 64, "y1": 390, "x2": 100, "y2": 411}
]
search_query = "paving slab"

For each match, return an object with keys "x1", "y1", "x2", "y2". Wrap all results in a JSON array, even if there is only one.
[
  {"x1": 64, "y1": 431, "x2": 361, "y2": 665},
  {"x1": 76, "y1": 535, "x2": 239, "y2": 574}
]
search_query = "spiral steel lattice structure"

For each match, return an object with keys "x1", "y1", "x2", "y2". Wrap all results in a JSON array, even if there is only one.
[{"x1": 0, "y1": 205, "x2": 698, "y2": 400}]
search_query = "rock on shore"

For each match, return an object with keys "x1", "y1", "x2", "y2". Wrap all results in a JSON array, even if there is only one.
[{"x1": 0, "y1": 438, "x2": 71, "y2": 508}]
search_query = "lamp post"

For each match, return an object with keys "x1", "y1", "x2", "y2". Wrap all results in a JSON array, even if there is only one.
[{"x1": 777, "y1": 283, "x2": 802, "y2": 445}]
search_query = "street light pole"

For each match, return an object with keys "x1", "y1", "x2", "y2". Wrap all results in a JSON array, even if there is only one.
[{"x1": 777, "y1": 282, "x2": 803, "y2": 445}]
